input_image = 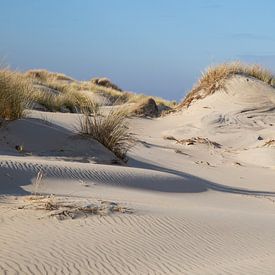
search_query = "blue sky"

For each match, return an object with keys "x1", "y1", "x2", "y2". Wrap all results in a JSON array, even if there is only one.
[{"x1": 1, "y1": 0, "x2": 275, "y2": 100}]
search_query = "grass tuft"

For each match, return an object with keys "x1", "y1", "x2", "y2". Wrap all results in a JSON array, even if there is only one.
[
  {"x1": 0, "y1": 69, "x2": 32, "y2": 120},
  {"x1": 79, "y1": 103, "x2": 135, "y2": 161},
  {"x1": 32, "y1": 85, "x2": 95, "y2": 113}
]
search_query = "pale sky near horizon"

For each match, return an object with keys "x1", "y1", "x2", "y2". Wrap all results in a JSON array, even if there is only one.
[{"x1": 1, "y1": 0, "x2": 275, "y2": 100}]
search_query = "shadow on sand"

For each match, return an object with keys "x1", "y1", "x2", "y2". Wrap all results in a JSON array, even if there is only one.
[
  {"x1": 1, "y1": 117, "x2": 275, "y2": 197},
  {"x1": 128, "y1": 156, "x2": 275, "y2": 197},
  {"x1": 1, "y1": 156, "x2": 275, "y2": 198}
]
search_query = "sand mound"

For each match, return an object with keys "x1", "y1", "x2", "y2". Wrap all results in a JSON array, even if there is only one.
[
  {"x1": 179, "y1": 63, "x2": 275, "y2": 108},
  {"x1": 164, "y1": 75, "x2": 275, "y2": 168}
]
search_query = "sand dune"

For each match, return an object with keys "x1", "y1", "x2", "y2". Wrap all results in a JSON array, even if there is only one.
[
  {"x1": 1, "y1": 75, "x2": 275, "y2": 274},
  {"x1": 163, "y1": 75, "x2": 275, "y2": 168}
]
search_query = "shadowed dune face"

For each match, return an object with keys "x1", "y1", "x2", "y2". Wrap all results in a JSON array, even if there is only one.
[
  {"x1": 2, "y1": 116, "x2": 274, "y2": 196},
  {"x1": 2, "y1": 156, "x2": 275, "y2": 197},
  {"x1": 0, "y1": 118, "x2": 115, "y2": 163},
  {"x1": 0, "y1": 158, "x2": 208, "y2": 195},
  {"x1": 0, "y1": 116, "x2": 208, "y2": 195}
]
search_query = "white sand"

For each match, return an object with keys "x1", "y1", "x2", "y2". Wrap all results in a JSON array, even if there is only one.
[{"x1": 1, "y1": 75, "x2": 275, "y2": 274}]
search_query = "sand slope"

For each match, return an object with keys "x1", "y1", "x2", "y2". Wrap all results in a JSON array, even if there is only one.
[{"x1": 1, "y1": 75, "x2": 275, "y2": 274}]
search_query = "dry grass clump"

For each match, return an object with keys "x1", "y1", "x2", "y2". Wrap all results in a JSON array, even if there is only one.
[
  {"x1": 91, "y1": 77, "x2": 122, "y2": 91},
  {"x1": 37, "y1": 79, "x2": 129, "y2": 106},
  {"x1": 262, "y1": 139, "x2": 275, "y2": 147},
  {"x1": 59, "y1": 90, "x2": 94, "y2": 112},
  {"x1": 24, "y1": 69, "x2": 92, "y2": 112},
  {"x1": 180, "y1": 62, "x2": 275, "y2": 108},
  {"x1": 32, "y1": 84, "x2": 95, "y2": 113},
  {"x1": 177, "y1": 137, "x2": 221, "y2": 148},
  {"x1": 164, "y1": 135, "x2": 221, "y2": 148},
  {"x1": 79, "y1": 103, "x2": 135, "y2": 161},
  {"x1": 25, "y1": 69, "x2": 89, "y2": 112},
  {"x1": 41, "y1": 81, "x2": 71, "y2": 94},
  {"x1": 69, "y1": 81, "x2": 175, "y2": 108},
  {"x1": 19, "y1": 195, "x2": 133, "y2": 220},
  {"x1": 0, "y1": 69, "x2": 32, "y2": 120},
  {"x1": 25, "y1": 69, "x2": 74, "y2": 82},
  {"x1": 92, "y1": 87, "x2": 130, "y2": 105}
]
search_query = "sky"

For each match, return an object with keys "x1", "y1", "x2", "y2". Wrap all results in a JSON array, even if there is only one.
[{"x1": 0, "y1": 0, "x2": 275, "y2": 100}]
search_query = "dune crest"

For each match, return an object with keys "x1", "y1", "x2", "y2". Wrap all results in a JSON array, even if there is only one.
[{"x1": 179, "y1": 62, "x2": 275, "y2": 108}]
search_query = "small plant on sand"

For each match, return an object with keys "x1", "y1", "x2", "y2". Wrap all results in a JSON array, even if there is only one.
[
  {"x1": 32, "y1": 171, "x2": 44, "y2": 196},
  {"x1": 0, "y1": 69, "x2": 32, "y2": 120},
  {"x1": 180, "y1": 62, "x2": 275, "y2": 108},
  {"x1": 79, "y1": 102, "x2": 135, "y2": 161},
  {"x1": 262, "y1": 139, "x2": 275, "y2": 147}
]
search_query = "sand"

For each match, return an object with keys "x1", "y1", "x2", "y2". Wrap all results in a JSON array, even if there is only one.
[{"x1": 1, "y1": 75, "x2": 275, "y2": 274}]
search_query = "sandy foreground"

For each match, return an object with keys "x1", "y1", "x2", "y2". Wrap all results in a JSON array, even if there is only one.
[{"x1": 1, "y1": 76, "x2": 275, "y2": 274}]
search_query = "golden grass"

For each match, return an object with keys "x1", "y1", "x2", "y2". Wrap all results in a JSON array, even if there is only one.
[
  {"x1": 79, "y1": 103, "x2": 135, "y2": 161},
  {"x1": 91, "y1": 77, "x2": 122, "y2": 91},
  {"x1": 92, "y1": 87, "x2": 130, "y2": 104},
  {"x1": 179, "y1": 62, "x2": 275, "y2": 108},
  {"x1": 0, "y1": 69, "x2": 32, "y2": 120},
  {"x1": 22, "y1": 68, "x2": 176, "y2": 112},
  {"x1": 25, "y1": 69, "x2": 74, "y2": 82},
  {"x1": 25, "y1": 70, "x2": 91, "y2": 112},
  {"x1": 32, "y1": 87, "x2": 94, "y2": 112},
  {"x1": 56, "y1": 79, "x2": 175, "y2": 108}
]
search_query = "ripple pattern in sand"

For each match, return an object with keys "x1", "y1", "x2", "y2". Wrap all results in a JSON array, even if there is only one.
[
  {"x1": 1, "y1": 208, "x2": 275, "y2": 275},
  {"x1": 0, "y1": 157, "x2": 206, "y2": 193}
]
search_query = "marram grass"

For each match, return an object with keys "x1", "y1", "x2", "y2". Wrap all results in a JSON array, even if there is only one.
[{"x1": 180, "y1": 62, "x2": 275, "y2": 108}]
